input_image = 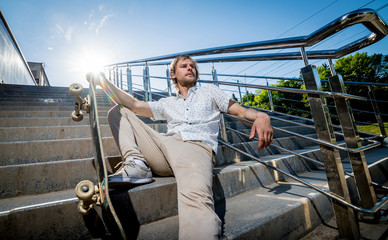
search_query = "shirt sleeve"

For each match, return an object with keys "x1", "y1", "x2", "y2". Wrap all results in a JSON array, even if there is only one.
[
  {"x1": 148, "y1": 99, "x2": 167, "y2": 121},
  {"x1": 209, "y1": 85, "x2": 231, "y2": 113}
]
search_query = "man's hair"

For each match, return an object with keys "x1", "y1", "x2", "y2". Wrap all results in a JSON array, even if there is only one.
[{"x1": 170, "y1": 55, "x2": 199, "y2": 93}]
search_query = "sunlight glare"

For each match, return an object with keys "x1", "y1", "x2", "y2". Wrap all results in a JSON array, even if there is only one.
[{"x1": 71, "y1": 48, "x2": 107, "y2": 75}]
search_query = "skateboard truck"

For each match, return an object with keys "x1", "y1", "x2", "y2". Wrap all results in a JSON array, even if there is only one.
[
  {"x1": 69, "y1": 83, "x2": 90, "y2": 121},
  {"x1": 75, "y1": 180, "x2": 101, "y2": 215}
]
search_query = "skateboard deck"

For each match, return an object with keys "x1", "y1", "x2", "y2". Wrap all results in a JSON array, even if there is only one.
[{"x1": 70, "y1": 73, "x2": 126, "y2": 240}]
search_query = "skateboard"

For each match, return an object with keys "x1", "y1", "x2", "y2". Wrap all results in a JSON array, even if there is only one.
[{"x1": 70, "y1": 73, "x2": 127, "y2": 240}]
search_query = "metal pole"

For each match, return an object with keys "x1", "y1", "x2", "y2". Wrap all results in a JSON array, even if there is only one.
[
  {"x1": 115, "y1": 67, "x2": 119, "y2": 87},
  {"x1": 120, "y1": 68, "x2": 123, "y2": 90},
  {"x1": 112, "y1": 67, "x2": 116, "y2": 86},
  {"x1": 267, "y1": 79, "x2": 274, "y2": 112},
  {"x1": 166, "y1": 64, "x2": 172, "y2": 96},
  {"x1": 143, "y1": 64, "x2": 148, "y2": 101},
  {"x1": 237, "y1": 80, "x2": 242, "y2": 104},
  {"x1": 367, "y1": 85, "x2": 387, "y2": 138},
  {"x1": 211, "y1": 63, "x2": 219, "y2": 86},
  {"x1": 212, "y1": 63, "x2": 228, "y2": 142},
  {"x1": 301, "y1": 63, "x2": 360, "y2": 239},
  {"x1": 328, "y1": 73, "x2": 378, "y2": 219},
  {"x1": 127, "y1": 67, "x2": 132, "y2": 95}
]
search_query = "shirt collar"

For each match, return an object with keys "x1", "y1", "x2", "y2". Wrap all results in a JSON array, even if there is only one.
[{"x1": 176, "y1": 86, "x2": 198, "y2": 99}]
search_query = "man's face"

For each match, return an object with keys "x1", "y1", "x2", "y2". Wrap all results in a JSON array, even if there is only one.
[{"x1": 172, "y1": 58, "x2": 197, "y2": 87}]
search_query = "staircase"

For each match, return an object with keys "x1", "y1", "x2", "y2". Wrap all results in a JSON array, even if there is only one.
[{"x1": 1, "y1": 84, "x2": 387, "y2": 239}]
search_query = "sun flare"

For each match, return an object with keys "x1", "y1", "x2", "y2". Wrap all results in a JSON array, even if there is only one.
[{"x1": 70, "y1": 48, "x2": 108, "y2": 76}]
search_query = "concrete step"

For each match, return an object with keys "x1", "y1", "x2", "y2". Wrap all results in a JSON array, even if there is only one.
[
  {"x1": 216, "y1": 134, "x2": 319, "y2": 166},
  {"x1": 0, "y1": 136, "x2": 320, "y2": 199},
  {"x1": 0, "y1": 137, "x2": 120, "y2": 165},
  {"x1": 0, "y1": 190, "x2": 88, "y2": 240},
  {"x1": 0, "y1": 148, "x2": 324, "y2": 239},
  {"x1": 0, "y1": 123, "x2": 167, "y2": 142},
  {"x1": 0, "y1": 110, "x2": 109, "y2": 118},
  {"x1": 226, "y1": 125, "x2": 317, "y2": 143},
  {"x1": 0, "y1": 105, "x2": 111, "y2": 111},
  {"x1": 0, "y1": 158, "x2": 96, "y2": 199},
  {"x1": 0, "y1": 116, "x2": 107, "y2": 127},
  {"x1": 0, "y1": 95, "x2": 110, "y2": 103},
  {"x1": 0, "y1": 100, "x2": 113, "y2": 107},
  {"x1": 136, "y1": 169, "x2": 332, "y2": 240}
]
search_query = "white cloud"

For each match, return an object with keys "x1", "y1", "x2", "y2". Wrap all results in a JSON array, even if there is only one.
[
  {"x1": 65, "y1": 27, "x2": 74, "y2": 41},
  {"x1": 96, "y1": 14, "x2": 113, "y2": 34}
]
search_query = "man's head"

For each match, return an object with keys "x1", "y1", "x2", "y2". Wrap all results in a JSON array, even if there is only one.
[{"x1": 170, "y1": 55, "x2": 199, "y2": 92}]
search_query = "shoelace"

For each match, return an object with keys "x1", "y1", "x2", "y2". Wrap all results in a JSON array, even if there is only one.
[{"x1": 114, "y1": 160, "x2": 135, "y2": 170}]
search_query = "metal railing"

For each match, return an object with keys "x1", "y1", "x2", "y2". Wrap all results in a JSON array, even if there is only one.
[{"x1": 104, "y1": 8, "x2": 388, "y2": 239}]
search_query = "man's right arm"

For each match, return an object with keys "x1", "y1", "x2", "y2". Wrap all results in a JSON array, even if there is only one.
[{"x1": 92, "y1": 72, "x2": 154, "y2": 118}]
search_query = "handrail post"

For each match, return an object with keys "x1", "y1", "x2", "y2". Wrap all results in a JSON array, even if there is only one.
[
  {"x1": 212, "y1": 63, "x2": 228, "y2": 142},
  {"x1": 211, "y1": 63, "x2": 218, "y2": 86},
  {"x1": 328, "y1": 71, "x2": 378, "y2": 221},
  {"x1": 367, "y1": 85, "x2": 387, "y2": 138},
  {"x1": 301, "y1": 48, "x2": 360, "y2": 239},
  {"x1": 127, "y1": 67, "x2": 132, "y2": 95},
  {"x1": 112, "y1": 67, "x2": 116, "y2": 86},
  {"x1": 120, "y1": 68, "x2": 123, "y2": 90},
  {"x1": 108, "y1": 67, "x2": 112, "y2": 82},
  {"x1": 237, "y1": 80, "x2": 243, "y2": 104},
  {"x1": 166, "y1": 64, "x2": 172, "y2": 96},
  {"x1": 266, "y1": 78, "x2": 274, "y2": 112},
  {"x1": 115, "y1": 67, "x2": 119, "y2": 88},
  {"x1": 143, "y1": 63, "x2": 152, "y2": 101}
]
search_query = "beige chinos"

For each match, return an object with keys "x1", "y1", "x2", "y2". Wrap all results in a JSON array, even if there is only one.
[{"x1": 108, "y1": 105, "x2": 222, "y2": 240}]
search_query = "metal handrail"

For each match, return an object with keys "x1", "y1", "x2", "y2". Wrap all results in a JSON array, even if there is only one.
[
  {"x1": 107, "y1": 9, "x2": 387, "y2": 67},
  {"x1": 198, "y1": 80, "x2": 367, "y2": 100},
  {"x1": 219, "y1": 139, "x2": 388, "y2": 214},
  {"x1": 225, "y1": 113, "x2": 381, "y2": 153},
  {"x1": 225, "y1": 126, "x2": 388, "y2": 191}
]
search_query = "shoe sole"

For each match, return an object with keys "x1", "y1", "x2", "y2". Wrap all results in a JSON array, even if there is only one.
[{"x1": 108, "y1": 177, "x2": 153, "y2": 187}]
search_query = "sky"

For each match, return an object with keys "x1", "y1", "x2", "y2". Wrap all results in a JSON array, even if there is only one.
[{"x1": 1, "y1": 0, "x2": 388, "y2": 90}]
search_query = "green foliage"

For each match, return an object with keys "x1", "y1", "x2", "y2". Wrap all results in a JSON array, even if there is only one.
[{"x1": 242, "y1": 79, "x2": 311, "y2": 118}]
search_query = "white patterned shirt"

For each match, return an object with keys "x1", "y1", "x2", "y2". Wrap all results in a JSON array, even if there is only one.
[{"x1": 148, "y1": 85, "x2": 231, "y2": 153}]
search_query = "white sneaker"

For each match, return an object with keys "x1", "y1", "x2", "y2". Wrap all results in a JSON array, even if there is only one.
[{"x1": 108, "y1": 159, "x2": 153, "y2": 187}]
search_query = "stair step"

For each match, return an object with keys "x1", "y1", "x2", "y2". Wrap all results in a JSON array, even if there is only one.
[
  {"x1": 0, "y1": 116, "x2": 107, "y2": 127},
  {"x1": 136, "y1": 169, "x2": 332, "y2": 240},
  {"x1": 0, "y1": 100, "x2": 113, "y2": 107},
  {"x1": 0, "y1": 123, "x2": 166, "y2": 142},
  {"x1": 0, "y1": 158, "x2": 96, "y2": 198},
  {"x1": 0, "y1": 105, "x2": 111, "y2": 111},
  {"x1": 0, "y1": 190, "x2": 89, "y2": 240},
  {"x1": 0, "y1": 149, "x2": 323, "y2": 239},
  {"x1": 0, "y1": 137, "x2": 120, "y2": 165},
  {"x1": 110, "y1": 147, "x2": 322, "y2": 226},
  {"x1": 0, "y1": 110, "x2": 109, "y2": 118}
]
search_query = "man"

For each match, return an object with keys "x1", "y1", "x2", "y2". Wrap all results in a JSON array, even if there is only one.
[{"x1": 95, "y1": 55, "x2": 273, "y2": 239}]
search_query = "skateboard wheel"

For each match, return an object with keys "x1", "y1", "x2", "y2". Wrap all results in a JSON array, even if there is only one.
[
  {"x1": 71, "y1": 110, "x2": 83, "y2": 122},
  {"x1": 75, "y1": 180, "x2": 95, "y2": 201},
  {"x1": 78, "y1": 201, "x2": 91, "y2": 216},
  {"x1": 69, "y1": 83, "x2": 83, "y2": 96}
]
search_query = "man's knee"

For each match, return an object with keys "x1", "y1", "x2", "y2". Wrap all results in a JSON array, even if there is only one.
[{"x1": 107, "y1": 104, "x2": 121, "y2": 120}]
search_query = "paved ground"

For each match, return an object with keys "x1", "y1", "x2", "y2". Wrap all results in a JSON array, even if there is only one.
[{"x1": 302, "y1": 185, "x2": 388, "y2": 240}]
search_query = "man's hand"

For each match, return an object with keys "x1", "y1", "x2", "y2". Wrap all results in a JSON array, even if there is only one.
[
  {"x1": 86, "y1": 72, "x2": 105, "y2": 86},
  {"x1": 249, "y1": 113, "x2": 273, "y2": 150},
  {"x1": 228, "y1": 101, "x2": 273, "y2": 151}
]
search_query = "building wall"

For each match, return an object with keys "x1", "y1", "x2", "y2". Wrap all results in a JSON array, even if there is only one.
[{"x1": 0, "y1": 10, "x2": 36, "y2": 85}]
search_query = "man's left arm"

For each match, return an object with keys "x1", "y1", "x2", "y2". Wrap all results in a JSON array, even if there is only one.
[{"x1": 227, "y1": 100, "x2": 273, "y2": 150}]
